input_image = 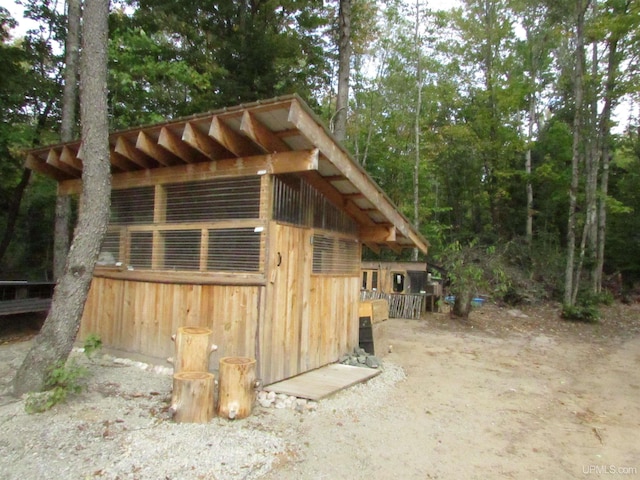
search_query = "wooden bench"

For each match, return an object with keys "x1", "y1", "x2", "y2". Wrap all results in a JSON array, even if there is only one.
[{"x1": 0, "y1": 298, "x2": 52, "y2": 316}]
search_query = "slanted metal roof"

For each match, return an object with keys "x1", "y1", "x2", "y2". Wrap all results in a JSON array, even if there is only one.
[{"x1": 25, "y1": 94, "x2": 428, "y2": 254}]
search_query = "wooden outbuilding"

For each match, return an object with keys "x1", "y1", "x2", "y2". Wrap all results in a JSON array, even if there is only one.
[
  {"x1": 24, "y1": 95, "x2": 428, "y2": 385},
  {"x1": 360, "y1": 261, "x2": 443, "y2": 317}
]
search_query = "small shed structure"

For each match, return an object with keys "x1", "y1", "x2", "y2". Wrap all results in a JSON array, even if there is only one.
[
  {"x1": 25, "y1": 95, "x2": 428, "y2": 385},
  {"x1": 361, "y1": 261, "x2": 443, "y2": 317}
]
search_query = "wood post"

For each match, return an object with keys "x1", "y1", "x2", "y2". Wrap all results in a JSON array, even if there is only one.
[
  {"x1": 171, "y1": 326, "x2": 218, "y2": 374},
  {"x1": 171, "y1": 371, "x2": 215, "y2": 423},
  {"x1": 218, "y1": 356, "x2": 257, "y2": 420}
]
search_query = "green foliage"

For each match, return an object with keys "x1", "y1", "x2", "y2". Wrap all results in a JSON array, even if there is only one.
[
  {"x1": 561, "y1": 303, "x2": 600, "y2": 323},
  {"x1": 83, "y1": 334, "x2": 103, "y2": 359},
  {"x1": 438, "y1": 240, "x2": 510, "y2": 318},
  {"x1": 108, "y1": 0, "x2": 331, "y2": 125},
  {"x1": 561, "y1": 288, "x2": 615, "y2": 323},
  {"x1": 24, "y1": 359, "x2": 88, "y2": 413}
]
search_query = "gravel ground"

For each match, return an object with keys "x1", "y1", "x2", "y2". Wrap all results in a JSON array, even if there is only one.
[
  {"x1": 0, "y1": 340, "x2": 404, "y2": 480},
  {"x1": 1, "y1": 303, "x2": 639, "y2": 480}
]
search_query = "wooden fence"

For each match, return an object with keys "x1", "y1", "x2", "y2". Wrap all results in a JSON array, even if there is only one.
[{"x1": 360, "y1": 290, "x2": 425, "y2": 320}]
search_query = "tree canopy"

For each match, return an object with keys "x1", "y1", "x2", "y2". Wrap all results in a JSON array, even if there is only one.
[{"x1": 2, "y1": 0, "x2": 640, "y2": 304}]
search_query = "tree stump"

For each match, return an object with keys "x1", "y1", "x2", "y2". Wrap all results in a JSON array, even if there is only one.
[
  {"x1": 171, "y1": 371, "x2": 215, "y2": 423},
  {"x1": 218, "y1": 357, "x2": 257, "y2": 420},
  {"x1": 171, "y1": 326, "x2": 217, "y2": 374}
]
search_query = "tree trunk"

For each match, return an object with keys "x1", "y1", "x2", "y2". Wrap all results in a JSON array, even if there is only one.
[
  {"x1": 525, "y1": 58, "x2": 535, "y2": 244},
  {"x1": 452, "y1": 289, "x2": 473, "y2": 320},
  {"x1": 563, "y1": 0, "x2": 587, "y2": 307},
  {"x1": 218, "y1": 357, "x2": 257, "y2": 420},
  {"x1": 171, "y1": 372, "x2": 215, "y2": 423},
  {"x1": 54, "y1": 0, "x2": 82, "y2": 281},
  {"x1": 334, "y1": 0, "x2": 351, "y2": 142},
  {"x1": 573, "y1": 0, "x2": 600, "y2": 305},
  {"x1": 12, "y1": 0, "x2": 111, "y2": 396},
  {"x1": 171, "y1": 326, "x2": 217, "y2": 374},
  {"x1": 412, "y1": 0, "x2": 422, "y2": 263},
  {"x1": 594, "y1": 6, "x2": 624, "y2": 293}
]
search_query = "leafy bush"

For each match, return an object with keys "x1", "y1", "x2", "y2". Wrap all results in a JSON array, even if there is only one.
[
  {"x1": 83, "y1": 333, "x2": 103, "y2": 358},
  {"x1": 24, "y1": 359, "x2": 88, "y2": 414},
  {"x1": 561, "y1": 303, "x2": 600, "y2": 323}
]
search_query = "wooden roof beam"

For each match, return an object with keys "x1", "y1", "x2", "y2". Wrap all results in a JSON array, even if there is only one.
[
  {"x1": 240, "y1": 111, "x2": 290, "y2": 153},
  {"x1": 60, "y1": 146, "x2": 83, "y2": 171},
  {"x1": 158, "y1": 126, "x2": 209, "y2": 164},
  {"x1": 299, "y1": 171, "x2": 373, "y2": 226},
  {"x1": 47, "y1": 148, "x2": 80, "y2": 177},
  {"x1": 288, "y1": 99, "x2": 428, "y2": 254},
  {"x1": 109, "y1": 149, "x2": 138, "y2": 172},
  {"x1": 136, "y1": 131, "x2": 180, "y2": 167},
  {"x1": 59, "y1": 149, "x2": 319, "y2": 195},
  {"x1": 209, "y1": 116, "x2": 260, "y2": 158},
  {"x1": 182, "y1": 122, "x2": 231, "y2": 160},
  {"x1": 115, "y1": 136, "x2": 156, "y2": 169},
  {"x1": 360, "y1": 225, "x2": 397, "y2": 243},
  {"x1": 25, "y1": 153, "x2": 74, "y2": 181}
]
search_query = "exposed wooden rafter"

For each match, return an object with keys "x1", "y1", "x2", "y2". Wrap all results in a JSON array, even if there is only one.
[
  {"x1": 114, "y1": 137, "x2": 155, "y2": 169},
  {"x1": 209, "y1": 116, "x2": 259, "y2": 158},
  {"x1": 23, "y1": 95, "x2": 428, "y2": 253},
  {"x1": 240, "y1": 111, "x2": 290, "y2": 153},
  {"x1": 182, "y1": 122, "x2": 231, "y2": 160},
  {"x1": 136, "y1": 131, "x2": 179, "y2": 166},
  {"x1": 158, "y1": 127, "x2": 208, "y2": 164},
  {"x1": 287, "y1": 99, "x2": 428, "y2": 254}
]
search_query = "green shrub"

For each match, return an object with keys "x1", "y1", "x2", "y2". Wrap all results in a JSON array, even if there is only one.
[
  {"x1": 561, "y1": 303, "x2": 600, "y2": 323},
  {"x1": 24, "y1": 359, "x2": 88, "y2": 414},
  {"x1": 83, "y1": 333, "x2": 103, "y2": 358}
]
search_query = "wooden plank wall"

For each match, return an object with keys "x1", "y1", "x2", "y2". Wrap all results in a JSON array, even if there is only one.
[
  {"x1": 260, "y1": 224, "x2": 310, "y2": 384},
  {"x1": 306, "y1": 275, "x2": 360, "y2": 370},
  {"x1": 259, "y1": 223, "x2": 360, "y2": 385},
  {"x1": 80, "y1": 278, "x2": 260, "y2": 369}
]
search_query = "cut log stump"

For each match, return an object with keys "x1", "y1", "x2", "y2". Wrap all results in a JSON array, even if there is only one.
[
  {"x1": 171, "y1": 371, "x2": 215, "y2": 423},
  {"x1": 171, "y1": 326, "x2": 217, "y2": 374},
  {"x1": 218, "y1": 357, "x2": 257, "y2": 420}
]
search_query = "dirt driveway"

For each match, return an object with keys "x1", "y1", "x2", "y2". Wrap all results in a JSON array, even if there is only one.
[
  {"x1": 262, "y1": 304, "x2": 640, "y2": 479},
  {"x1": 1, "y1": 303, "x2": 639, "y2": 479}
]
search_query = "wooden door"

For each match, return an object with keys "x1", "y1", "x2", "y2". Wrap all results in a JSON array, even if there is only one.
[{"x1": 261, "y1": 223, "x2": 311, "y2": 384}]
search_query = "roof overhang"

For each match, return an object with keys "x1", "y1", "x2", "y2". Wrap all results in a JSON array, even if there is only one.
[{"x1": 25, "y1": 95, "x2": 429, "y2": 254}]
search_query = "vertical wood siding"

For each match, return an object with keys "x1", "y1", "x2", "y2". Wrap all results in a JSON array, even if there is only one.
[
  {"x1": 259, "y1": 223, "x2": 360, "y2": 385},
  {"x1": 80, "y1": 278, "x2": 260, "y2": 369}
]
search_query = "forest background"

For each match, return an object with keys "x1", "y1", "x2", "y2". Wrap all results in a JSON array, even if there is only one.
[{"x1": 1, "y1": 0, "x2": 639, "y2": 310}]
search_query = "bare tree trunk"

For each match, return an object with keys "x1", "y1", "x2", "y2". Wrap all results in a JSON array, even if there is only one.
[
  {"x1": 594, "y1": 19, "x2": 622, "y2": 293},
  {"x1": 61, "y1": 0, "x2": 82, "y2": 142},
  {"x1": 54, "y1": 0, "x2": 83, "y2": 281},
  {"x1": 525, "y1": 93, "x2": 535, "y2": 244},
  {"x1": 13, "y1": 0, "x2": 111, "y2": 396},
  {"x1": 572, "y1": 0, "x2": 600, "y2": 305},
  {"x1": 412, "y1": 0, "x2": 422, "y2": 262},
  {"x1": 564, "y1": 0, "x2": 587, "y2": 307},
  {"x1": 334, "y1": 0, "x2": 351, "y2": 142}
]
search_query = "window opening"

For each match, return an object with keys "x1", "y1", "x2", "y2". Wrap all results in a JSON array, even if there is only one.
[{"x1": 392, "y1": 273, "x2": 405, "y2": 293}]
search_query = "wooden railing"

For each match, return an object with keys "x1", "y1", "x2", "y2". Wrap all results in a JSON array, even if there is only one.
[
  {"x1": 360, "y1": 290, "x2": 425, "y2": 320},
  {"x1": 0, "y1": 281, "x2": 55, "y2": 316}
]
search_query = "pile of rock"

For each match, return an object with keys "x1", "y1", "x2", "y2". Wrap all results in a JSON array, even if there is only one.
[
  {"x1": 339, "y1": 347, "x2": 381, "y2": 369},
  {"x1": 256, "y1": 390, "x2": 318, "y2": 412}
]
